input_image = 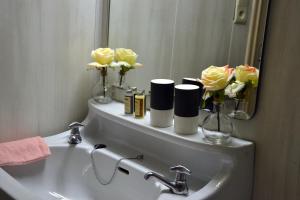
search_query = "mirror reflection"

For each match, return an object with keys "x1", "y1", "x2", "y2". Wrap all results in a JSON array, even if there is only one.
[{"x1": 108, "y1": 0, "x2": 266, "y2": 120}]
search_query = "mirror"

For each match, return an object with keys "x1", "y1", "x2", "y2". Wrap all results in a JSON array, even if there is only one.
[{"x1": 107, "y1": 0, "x2": 269, "y2": 119}]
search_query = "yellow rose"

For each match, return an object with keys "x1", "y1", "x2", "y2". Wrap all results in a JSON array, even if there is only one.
[
  {"x1": 115, "y1": 48, "x2": 138, "y2": 66},
  {"x1": 91, "y1": 48, "x2": 114, "y2": 65},
  {"x1": 235, "y1": 65, "x2": 259, "y2": 87},
  {"x1": 200, "y1": 65, "x2": 234, "y2": 91}
]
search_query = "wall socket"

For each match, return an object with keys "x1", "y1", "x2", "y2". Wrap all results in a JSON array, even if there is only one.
[{"x1": 234, "y1": 0, "x2": 249, "y2": 24}]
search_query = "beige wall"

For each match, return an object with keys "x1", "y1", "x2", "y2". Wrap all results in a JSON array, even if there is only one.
[{"x1": 235, "y1": 0, "x2": 300, "y2": 199}]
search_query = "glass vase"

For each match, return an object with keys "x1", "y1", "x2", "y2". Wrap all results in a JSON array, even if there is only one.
[
  {"x1": 202, "y1": 102, "x2": 234, "y2": 144},
  {"x1": 118, "y1": 72, "x2": 128, "y2": 89},
  {"x1": 228, "y1": 98, "x2": 251, "y2": 120},
  {"x1": 92, "y1": 68, "x2": 112, "y2": 104}
]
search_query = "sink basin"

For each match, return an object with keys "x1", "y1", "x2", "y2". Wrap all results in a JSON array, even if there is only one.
[
  {"x1": 3, "y1": 142, "x2": 167, "y2": 200},
  {"x1": 1, "y1": 100, "x2": 254, "y2": 200},
  {"x1": 4, "y1": 145, "x2": 96, "y2": 200},
  {"x1": 3, "y1": 137, "x2": 203, "y2": 200}
]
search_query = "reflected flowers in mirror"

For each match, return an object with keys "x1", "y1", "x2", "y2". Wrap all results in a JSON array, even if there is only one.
[
  {"x1": 112, "y1": 48, "x2": 143, "y2": 88},
  {"x1": 225, "y1": 65, "x2": 259, "y2": 119}
]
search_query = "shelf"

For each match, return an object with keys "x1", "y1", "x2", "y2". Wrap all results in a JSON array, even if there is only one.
[{"x1": 88, "y1": 100, "x2": 253, "y2": 151}]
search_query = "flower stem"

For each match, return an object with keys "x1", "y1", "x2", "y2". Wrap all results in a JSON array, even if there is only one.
[
  {"x1": 119, "y1": 75, "x2": 123, "y2": 87},
  {"x1": 235, "y1": 98, "x2": 240, "y2": 112},
  {"x1": 216, "y1": 104, "x2": 220, "y2": 132},
  {"x1": 119, "y1": 66, "x2": 127, "y2": 87},
  {"x1": 103, "y1": 74, "x2": 106, "y2": 97},
  {"x1": 100, "y1": 68, "x2": 107, "y2": 97}
]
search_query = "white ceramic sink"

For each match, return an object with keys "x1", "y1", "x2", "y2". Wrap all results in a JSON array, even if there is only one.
[
  {"x1": 3, "y1": 141, "x2": 170, "y2": 200},
  {"x1": 1, "y1": 100, "x2": 254, "y2": 200},
  {"x1": 2, "y1": 136, "x2": 203, "y2": 200},
  {"x1": 4, "y1": 145, "x2": 97, "y2": 200}
]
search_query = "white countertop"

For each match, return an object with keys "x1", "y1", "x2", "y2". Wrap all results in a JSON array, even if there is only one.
[{"x1": 88, "y1": 100, "x2": 253, "y2": 150}]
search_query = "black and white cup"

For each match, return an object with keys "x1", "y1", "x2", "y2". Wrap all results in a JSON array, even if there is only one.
[
  {"x1": 174, "y1": 84, "x2": 200, "y2": 134},
  {"x1": 182, "y1": 78, "x2": 203, "y2": 107},
  {"x1": 150, "y1": 79, "x2": 174, "y2": 128}
]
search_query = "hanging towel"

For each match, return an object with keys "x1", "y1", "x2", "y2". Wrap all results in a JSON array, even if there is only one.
[{"x1": 0, "y1": 136, "x2": 51, "y2": 167}]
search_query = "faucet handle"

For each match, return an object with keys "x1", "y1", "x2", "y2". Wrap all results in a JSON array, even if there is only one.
[
  {"x1": 170, "y1": 165, "x2": 191, "y2": 176},
  {"x1": 68, "y1": 122, "x2": 84, "y2": 145},
  {"x1": 68, "y1": 122, "x2": 84, "y2": 129},
  {"x1": 170, "y1": 165, "x2": 191, "y2": 194}
]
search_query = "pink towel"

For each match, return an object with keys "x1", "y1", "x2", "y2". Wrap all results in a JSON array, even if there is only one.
[{"x1": 0, "y1": 136, "x2": 51, "y2": 167}]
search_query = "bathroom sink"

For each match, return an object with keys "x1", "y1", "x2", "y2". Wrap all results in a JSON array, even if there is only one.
[
  {"x1": 2, "y1": 140, "x2": 168, "y2": 200},
  {"x1": 4, "y1": 144, "x2": 97, "y2": 200},
  {"x1": 1, "y1": 100, "x2": 254, "y2": 200},
  {"x1": 2, "y1": 135, "x2": 202, "y2": 200}
]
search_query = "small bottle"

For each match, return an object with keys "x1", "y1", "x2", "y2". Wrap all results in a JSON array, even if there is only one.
[
  {"x1": 124, "y1": 89, "x2": 134, "y2": 114},
  {"x1": 131, "y1": 87, "x2": 138, "y2": 113},
  {"x1": 134, "y1": 92, "x2": 145, "y2": 118},
  {"x1": 141, "y1": 90, "x2": 147, "y2": 116}
]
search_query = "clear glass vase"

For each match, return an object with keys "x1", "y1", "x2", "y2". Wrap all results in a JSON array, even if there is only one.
[
  {"x1": 202, "y1": 102, "x2": 234, "y2": 144},
  {"x1": 92, "y1": 68, "x2": 112, "y2": 104},
  {"x1": 228, "y1": 98, "x2": 251, "y2": 120},
  {"x1": 117, "y1": 72, "x2": 128, "y2": 89}
]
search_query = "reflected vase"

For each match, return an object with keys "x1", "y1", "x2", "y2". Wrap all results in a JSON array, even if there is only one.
[
  {"x1": 118, "y1": 72, "x2": 128, "y2": 89},
  {"x1": 92, "y1": 68, "x2": 112, "y2": 104},
  {"x1": 228, "y1": 98, "x2": 251, "y2": 120},
  {"x1": 202, "y1": 102, "x2": 234, "y2": 144}
]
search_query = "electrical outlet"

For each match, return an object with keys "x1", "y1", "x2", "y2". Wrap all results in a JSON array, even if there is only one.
[{"x1": 234, "y1": 0, "x2": 249, "y2": 24}]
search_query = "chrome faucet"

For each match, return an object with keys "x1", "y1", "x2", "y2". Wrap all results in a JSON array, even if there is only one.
[
  {"x1": 68, "y1": 122, "x2": 84, "y2": 144},
  {"x1": 144, "y1": 165, "x2": 191, "y2": 195}
]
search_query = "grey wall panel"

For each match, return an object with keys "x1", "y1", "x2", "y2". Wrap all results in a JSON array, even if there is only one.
[
  {"x1": 0, "y1": 0, "x2": 100, "y2": 141},
  {"x1": 109, "y1": 0, "x2": 250, "y2": 89},
  {"x1": 109, "y1": 0, "x2": 178, "y2": 91},
  {"x1": 171, "y1": 0, "x2": 236, "y2": 84}
]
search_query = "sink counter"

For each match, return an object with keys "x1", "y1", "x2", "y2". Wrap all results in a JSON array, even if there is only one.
[
  {"x1": 88, "y1": 100, "x2": 253, "y2": 150},
  {"x1": 0, "y1": 100, "x2": 255, "y2": 200}
]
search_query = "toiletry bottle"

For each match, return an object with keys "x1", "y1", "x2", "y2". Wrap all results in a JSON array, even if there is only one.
[
  {"x1": 124, "y1": 89, "x2": 134, "y2": 114},
  {"x1": 141, "y1": 90, "x2": 147, "y2": 116},
  {"x1": 131, "y1": 87, "x2": 138, "y2": 113},
  {"x1": 134, "y1": 92, "x2": 145, "y2": 118}
]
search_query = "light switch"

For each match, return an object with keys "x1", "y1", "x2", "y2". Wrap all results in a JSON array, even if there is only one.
[{"x1": 234, "y1": 0, "x2": 249, "y2": 24}]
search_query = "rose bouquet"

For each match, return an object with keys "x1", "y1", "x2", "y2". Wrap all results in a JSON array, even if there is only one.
[
  {"x1": 225, "y1": 65, "x2": 259, "y2": 98},
  {"x1": 88, "y1": 47, "x2": 115, "y2": 81},
  {"x1": 199, "y1": 65, "x2": 234, "y2": 144},
  {"x1": 112, "y1": 48, "x2": 143, "y2": 88},
  {"x1": 225, "y1": 65, "x2": 259, "y2": 119},
  {"x1": 87, "y1": 48, "x2": 115, "y2": 103},
  {"x1": 88, "y1": 48, "x2": 115, "y2": 69},
  {"x1": 87, "y1": 47, "x2": 143, "y2": 103},
  {"x1": 200, "y1": 65, "x2": 234, "y2": 104}
]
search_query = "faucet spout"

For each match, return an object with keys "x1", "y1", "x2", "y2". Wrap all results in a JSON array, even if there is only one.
[
  {"x1": 144, "y1": 171, "x2": 189, "y2": 195},
  {"x1": 144, "y1": 172, "x2": 175, "y2": 187}
]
